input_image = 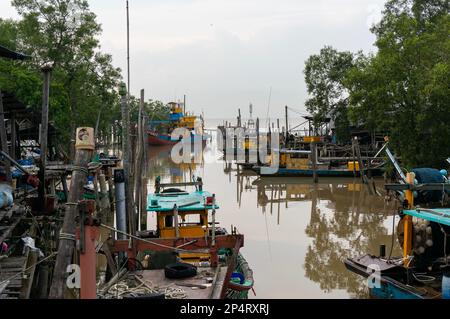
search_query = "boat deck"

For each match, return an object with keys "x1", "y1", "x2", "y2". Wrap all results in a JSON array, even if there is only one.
[
  {"x1": 138, "y1": 266, "x2": 227, "y2": 299},
  {"x1": 101, "y1": 266, "x2": 229, "y2": 299}
]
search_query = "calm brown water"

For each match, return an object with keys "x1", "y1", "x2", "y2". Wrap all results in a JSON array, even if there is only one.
[{"x1": 145, "y1": 129, "x2": 400, "y2": 299}]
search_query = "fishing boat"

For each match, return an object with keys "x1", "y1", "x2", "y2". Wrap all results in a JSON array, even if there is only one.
[
  {"x1": 133, "y1": 177, "x2": 254, "y2": 299},
  {"x1": 344, "y1": 168, "x2": 450, "y2": 299},
  {"x1": 148, "y1": 101, "x2": 208, "y2": 146},
  {"x1": 252, "y1": 148, "x2": 384, "y2": 177}
]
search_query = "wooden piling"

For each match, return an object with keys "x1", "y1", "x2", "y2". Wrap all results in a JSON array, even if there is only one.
[
  {"x1": 0, "y1": 90, "x2": 11, "y2": 182},
  {"x1": 49, "y1": 127, "x2": 94, "y2": 299},
  {"x1": 285, "y1": 105, "x2": 288, "y2": 144},
  {"x1": 10, "y1": 113, "x2": 16, "y2": 160},
  {"x1": 134, "y1": 89, "x2": 144, "y2": 230},
  {"x1": 311, "y1": 142, "x2": 318, "y2": 183},
  {"x1": 119, "y1": 83, "x2": 135, "y2": 236},
  {"x1": 38, "y1": 65, "x2": 52, "y2": 207}
]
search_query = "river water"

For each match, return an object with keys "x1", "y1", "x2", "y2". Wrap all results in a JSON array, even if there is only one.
[{"x1": 144, "y1": 127, "x2": 400, "y2": 299}]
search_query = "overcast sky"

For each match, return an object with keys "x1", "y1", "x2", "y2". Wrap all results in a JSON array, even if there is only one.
[{"x1": 1, "y1": 0, "x2": 386, "y2": 119}]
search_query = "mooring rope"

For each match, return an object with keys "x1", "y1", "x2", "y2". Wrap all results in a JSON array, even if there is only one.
[{"x1": 100, "y1": 224, "x2": 208, "y2": 253}]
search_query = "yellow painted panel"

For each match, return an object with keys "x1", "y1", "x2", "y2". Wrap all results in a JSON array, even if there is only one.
[
  {"x1": 303, "y1": 136, "x2": 321, "y2": 143},
  {"x1": 347, "y1": 161, "x2": 360, "y2": 171},
  {"x1": 160, "y1": 226, "x2": 207, "y2": 238},
  {"x1": 348, "y1": 183, "x2": 361, "y2": 191}
]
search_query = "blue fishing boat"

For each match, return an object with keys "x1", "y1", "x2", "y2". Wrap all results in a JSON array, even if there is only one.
[
  {"x1": 144, "y1": 177, "x2": 254, "y2": 299},
  {"x1": 345, "y1": 168, "x2": 450, "y2": 299},
  {"x1": 148, "y1": 101, "x2": 208, "y2": 146},
  {"x1": 252, "y1": 148, "x2": 384, "y2": 177}
]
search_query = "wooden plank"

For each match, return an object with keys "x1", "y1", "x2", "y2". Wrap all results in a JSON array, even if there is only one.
[
  {"x1": 20, "y1": 249, "x2": 38, "y2": 299},
  {"x1": 0, "y1": 215, "x2": 23, "y2": 243},
  {"x1": 101, "y1": 242, "x2": 117, "y2": 276}
]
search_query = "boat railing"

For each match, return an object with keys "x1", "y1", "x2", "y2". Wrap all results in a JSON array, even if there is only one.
[
  {"x1": 155, "y1": 177, "x2": 203, "y2": 193},
  {"x1": 384, "y1": 183, "x2": 450, "y2": 192}
]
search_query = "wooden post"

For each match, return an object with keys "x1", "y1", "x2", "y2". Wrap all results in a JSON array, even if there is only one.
[
  {"x1": 0, "y1": 90, "x2": 11, "y2": 182},
  {"x1": 141, "y1": 114, "x2": 148, "y2": 231},
  {"x1": 134, "y1": 89, "x2": 144, "y2": 230},
  {"x1": 311, "y1": 142, "x2": 318, "y2": 183},
  {"x1": 61, "y1": 174, "x2": 69, "y2": 202},
  {"x1": 99, "y1": 173, "x2": 110, "y2": 222},
  {"x1": 285, "y1": 105, "x2": 288, "y2": 144},
  {"x1": 49, "y1": 127, "x2": 94, "y2": 299},
  {"x1": 256, "y1": 117, "x2": 260, "y2": 164},
  {"x1": 351, "y1": 138, "x2": 357, "y2": 177},
  {"x1": 119, "y1": 83, "x2": 135, "y2": 236},
  {"x1": 403, "y1": 172, "x2": 414, "y2": 266},
  {"x1": 39, "y1": 65, "x2": 52, "y2": 206},
  {"x1": 107, "y1": 167, "x2": 115, "y2": 215},
  {"x1": 174, "y1": 204, "x2": 179, "y2": 238},
  {"x1": 10, "y1": 113, "x2": 16, "y2": 160}
]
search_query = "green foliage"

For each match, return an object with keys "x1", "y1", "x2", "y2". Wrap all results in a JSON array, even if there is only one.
[
  {"x1": 128, "y1": 97, "x2": 170, "y2": 123},
  {"x1": 347, "y1": 0, "x2": 449, "y2": 167},
  {"x1": 303, "y1": 46, "x2": 364, "y2": 143},
  {"x1": 0, "y1": 0, "x2": 122, "y2": 152},
  {"x1": 305, "y1": 0, "x2": 449, "y2": 167}
]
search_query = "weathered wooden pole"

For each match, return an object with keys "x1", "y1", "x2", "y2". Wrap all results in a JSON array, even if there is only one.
[
  {"x1": 0, "y1": 90, "x2": 11, "y2": 182},
  {"x1": 49, "y1": 127, "x2": 94, "y2": 299},
  {"x1": 10, "y1": 113, "x2": 16, "y2": 160},
  {"x1": 119, "y1": 83, "x2": 135, "y2": 236},
  {"x1": 39, "y1": 64, "x2": 52, "y2": 206},
  {"x1": 98, "y1": 173, "x2": 110, "y2": 222},
  {"x1": 285, "y1": 105, "x2": 289, "y2": 144},
  {"x1": 256, "y1": 117, "x2": 260, "y2": 164},
  {"x1": 238, "y1": 108, "x2": 241, "y2": 127},
  {"x1": 311, "y1": 142, "x2": 318, "y2": 183},
  {"x1": 134, "y1": 89, "x2": 144, "y2": 230}
]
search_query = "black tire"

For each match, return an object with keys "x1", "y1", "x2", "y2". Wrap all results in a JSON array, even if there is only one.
[{"x1": 164, "y1": 262, "x2": 197, "y2": 279}]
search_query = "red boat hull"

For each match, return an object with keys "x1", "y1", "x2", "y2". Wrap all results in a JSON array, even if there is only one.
[{"x1": 147, "y1": 133, "x2": 179, "y2": 146}]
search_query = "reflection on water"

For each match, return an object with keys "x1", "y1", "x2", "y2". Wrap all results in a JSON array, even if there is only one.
[{"x1": 145, "y1": 131, "x2": 400, "y2": 298}]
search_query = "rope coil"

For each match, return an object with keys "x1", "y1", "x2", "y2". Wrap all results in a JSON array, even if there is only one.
[{"x1": 59, "y1": 232, "x2": 76, "y2": 241}]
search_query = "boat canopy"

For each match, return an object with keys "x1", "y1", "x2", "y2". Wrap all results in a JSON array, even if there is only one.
[
  {"x1": 147, "y1": 190, "x2": 219, "y2": 212},
  {"x1": 403, "y1": 208, "x2": 450, "y2": 226}
]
